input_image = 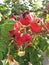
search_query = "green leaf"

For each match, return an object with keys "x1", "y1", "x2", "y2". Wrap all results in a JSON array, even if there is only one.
[
  {"x1": 38, "y1": 37, "x2": 48, "y2": 51},
  {"x1": 0, "y1": 61, "x2": 3, "y2": 65},
  {"x1": 0, "y1": 5, "x2": 7, "y2": 12},
  {"x1": 0, "y1": 52, "x2": 3, "y2": 60},
  {"x1": 0, "y1": 40, "x2": 8, "y2": 60},
  {"x1": 6, "y1": 62, "x2": 10, "y2": 65},
  {"x1": 46, "y1": 46, "x2": 49, "y2": 56},
  {"x1": 1, "y1": 19, "x2": 16, "y2": 41},
  {"x1": 0, "y1": 25, "x2": 2, "y2": 36},
  {"x1": 26, "y1": 46, "x2": 43, "y2": 65},
  {"x1": 0, "y1": 17, "x2": 2, "y2": 21},
  {"x1": 14, "y1": 53, "x2": 28, "y2": 65},
  {"x1": 47, "y1": 35, "x2": 49, "y2": 39},
  {"x1": 33, "y1": 40, "x2": 39, "y2": 48},
  {"x1": 0, "y1": 40, "x2": 7, "y2": 53},
  {"x1": 4, "y1": 9, "x2": 11, "y2": 16}
]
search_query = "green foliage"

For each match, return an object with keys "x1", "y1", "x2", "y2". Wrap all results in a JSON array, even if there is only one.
[
  {"x1": 26, "y1": 47, "x2": 43, "y2": 65},
  {"x1": 0, "y1": 0, "x2": 49, "y2": 65},
  {"x1": 1, "y1": 19, "x2": 15, "y2": 41},
  {"x1": 0, "y1": 52, "x2": 3, "y2": 60},
  {"x1": 38, "y1": 37, "x2": 48, "y2": 51},
  {"x1": 0, "y1": 39, "x2": 8, "y2": 60},
  {"x1": 14, "y1": 51, "x2": 29, "y2": 65},
  {"x1": 6, "y1": 62, "x2": 10, "y2": 65},
  {"x1": 46, "y1": 46, "x2": 49, "y2": 56},
  {"x1": 0, "y1": 40, "x2": 7, "y2": 53},
  {"x1": 0, "y1": 61, "x2": 3, "y2": 65}
]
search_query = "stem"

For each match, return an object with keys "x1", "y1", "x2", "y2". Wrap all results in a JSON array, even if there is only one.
[
  {"x1": 7, "y1": 40, "x2": 14, "y2": 56},
  {"x1": 4, "y1": 40, "x2": 14, "y2": 65}
]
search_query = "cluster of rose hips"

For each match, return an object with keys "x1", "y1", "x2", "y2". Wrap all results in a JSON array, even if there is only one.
[{"x1": 9, "y1": 10, "x2": 49, "y2": 48}]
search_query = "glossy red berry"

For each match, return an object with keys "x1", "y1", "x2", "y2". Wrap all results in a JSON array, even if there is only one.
[
  {"x1": 15, "y1": 33, "x2": 32, "y2": 46},
  {"x1": 14, "y1": 30, "x2": 21, "y2": 38},
  {"x1": 16, "y1": 37, "x2": 23, "y2": 46},
  {"x1": 30, "y1": 22, "x2": 42, "y2": 33},
  {"x1": 15, "y1": 37, "x2": 23, "y2": 46},
  {"x1": 22, "y1": 34, "x2": 32, "y2": 42}
]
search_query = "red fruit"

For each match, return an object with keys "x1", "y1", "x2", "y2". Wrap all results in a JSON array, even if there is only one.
[
  {"x1": 9, "y1": 30, "x2": 15, "y2": 37},
  {"x1": 14, "y1": 22, "x2": 20, "y2": 31},
  {"x1": 20, "y1": 13, "x2": 33, "y2": 25},
  {"x1": 30, "y1": 22, "x2": 42, "y2": 33},
  {"x1": 14, "y1": 30, "x2": 21, "y2": 38},
  {"x1": 15, "y1": 37, "x2": 23, "y2": 46},
  {"x1": 15, "y1": 34, "x2": 32, "y2": 46},
  {"x1": 22, "y1": 34, "x2": 32, "y2": 42},
  {"x1": 9, "y1": 29, "x2": 21, "y2": 38}
]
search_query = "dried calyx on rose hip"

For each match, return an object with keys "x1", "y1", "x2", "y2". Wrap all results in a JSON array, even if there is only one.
[
  {"x1": 35, "y1": 17, "x2": 42, "y2": 25},
  {"x1": 9, "y1": 30, "x2": 15, "y2": 38},
  {"x1": 6, "y1": 55, "x2": 19, "y2": 65},
  {"x1": 22, "y1": 9, "x2": 30, "y2": 18},
  {"x1": 9, "y1": 30, "x2": 21, "y2": 39},
  {"x1": 20, "y1": 10, "x2": 33, "y2": 25}
]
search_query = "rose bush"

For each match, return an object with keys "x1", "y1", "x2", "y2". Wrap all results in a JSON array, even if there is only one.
[{"x1": 0, "y1": 0, "x2": 49, "y2": 65}]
